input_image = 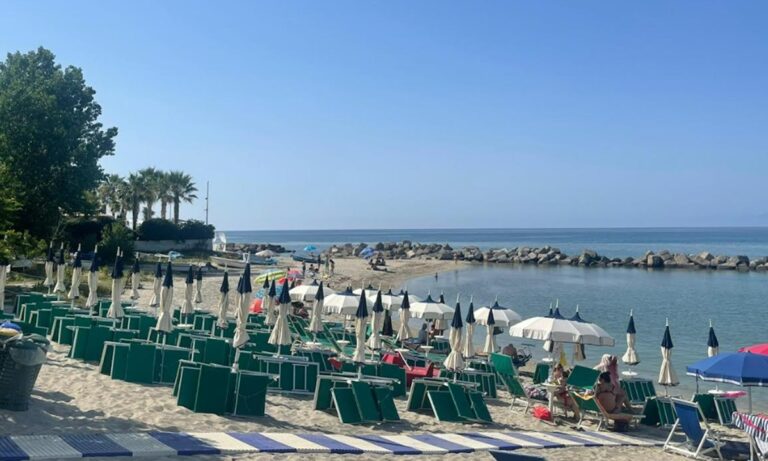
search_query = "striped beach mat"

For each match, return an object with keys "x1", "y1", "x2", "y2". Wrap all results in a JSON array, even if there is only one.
[
  {"x1": 0, "y1": 430, "x2": 663, "y2": 460},
  {"x1": 733, "y1": 412, "x2": 768, "y2": 443}
]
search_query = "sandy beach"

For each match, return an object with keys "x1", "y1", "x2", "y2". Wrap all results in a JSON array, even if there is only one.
[{"x1": 2, "y1": 257, "x2": 746, "y2": 461}]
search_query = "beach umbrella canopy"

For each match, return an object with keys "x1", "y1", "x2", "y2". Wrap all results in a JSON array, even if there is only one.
[
  {"x1": 216, "y1": 271, "x2": 230, "y2": 328},
  {"x1": 304, "y1": 245, "x2": 317, "y2": 252},
  {"x1": 44, "y1": 243, "x2": 55, "y2": 290},
  {"x1": 482, "y1": 305, "x2": 497, "y2": 355},
  {"x1": 353, "y1": 284, "x2": 376, "y2": 296},
  {"x1": 444, "y1": 297, "x2": 464, "y2": 372},
  {"x1": 264, "y1": 278, "x2": 276, "y2": 326},
  {"x1": 155, "y1": 262, "x2": 174, "y2": 333},
  {"x1": 707, "y1": 321, "x2": 720, "y2": 357},
  {"x1": 268, "y1": 278, "x2": 293, "y2": 349},
  {"x1": 368, "y1": 288, "x2": 402, "y2": 311},
  {"x1": 194, "y1": 267, "x2": 203, "y2": 303},
  {"x1": 130, "y1": 259, "x2": 140, "y2": 300},
  {"x1": 255, "y1": 249, "x2": 275, "y2": 258},
  {"x1": 462, "y1": 297, "x2": 476, "y2": 358},
  {"x1": 398, "y1": 289, "x2": 422, "y2": 304},
  {"x1": 382, "y1": 309, "x2": 394, "y2": 337},
  {"x1": 475, "y1": 299, "x2": 523, "y2": 327},
  {"x1": 85, "y1": 246, "x2": 100, "y2": 309},
  {"x1": 658, "y1": 320, "x2": 679, "y2": 387},
  {"x1": 621, "y1": 310, "x2": 640, "y2": 366},
  {"x1": 233, "y1": 264, "x2": 252, "y2": 348},
  {"x1": 509, "y1": 307, "x2": 597, "y2": 345},
  {"x1": 308, "y1": 281, "x2": 326, "y2": 335},
  {"x1": 367, "y1": 290, "x2": 385, "y2": 350},
  {"x1": 739, "y1": 344, "x2": 768, "y2": 355},
  {"x1": 291, "y1": 279, "x2": 334, "y2": 302},
  {"x1": 324, "y1": 287, "x2": 361, "y2": 315},
  {"x1": 352, "y1": 290, "x2": 369, "y2": 363},
  {"x1": 569, "y1": 306, "x2": 615, "y2": 347},
  {"x1": 149, "y1": 262, "x2": 162, "y2": 307},
  {"x1": 396, "y1": 290, "x2": 413, "y2": 342},
  {"x1": 106, "y1": 250, "x2": 125, "y2": 318},
  {"x1": 68, "y1": 247, "x2": 83, "y2": 300},
  {"x1": 53, "y1": 246, "x2": 67, "y2": 294},
  {"x1": 181, "y1": 267, "x2": 195, "y2": 316},
  {"x1": 410, "y1": 293, "x2": 454, "y2": 321},
  {"x1": 687, "y1": 351, "x2": 768, "y2": 413}
]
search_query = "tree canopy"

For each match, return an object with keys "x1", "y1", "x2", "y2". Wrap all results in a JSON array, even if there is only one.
[{"x1": 0, "y1": 47, "x2": 117, "y2": 238}]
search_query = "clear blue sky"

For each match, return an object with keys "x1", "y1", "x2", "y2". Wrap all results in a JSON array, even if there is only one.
[{"x1": 3, "y1": 1, "x2": 767, "y2": 230}]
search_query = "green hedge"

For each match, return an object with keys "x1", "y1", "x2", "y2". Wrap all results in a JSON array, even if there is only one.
[{"x1": 137, "y1": 218, "x2": 214, "y2": 241}]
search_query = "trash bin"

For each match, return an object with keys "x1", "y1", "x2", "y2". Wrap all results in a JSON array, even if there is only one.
[{"x1": 0, "y1": 333, "x2": 50, "y2": 411}]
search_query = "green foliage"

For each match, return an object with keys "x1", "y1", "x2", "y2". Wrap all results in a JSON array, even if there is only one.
[
  {"x1": 179, "y1": 220, "x2": 215, "y2": 240},
  {"x1": 61, "y1": 216, "x2": 116, "y2": 251},
  {"x1": 99, "y1": 222, "x2": 135, "y2": 264},
  {"x1": 0, "y1": 47, "x2": 118, "y2": 238},
  {"x1": 0, "y1": 230, "x2": 45, "y2": 265},
  {"x1": 137, "y1": 218, "x2": 179, "y2": 241}
]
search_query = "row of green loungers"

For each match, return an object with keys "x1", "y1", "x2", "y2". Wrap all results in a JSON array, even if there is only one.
[{"x1": 407, "y1": 378, "x2": 493, "y2": 423}]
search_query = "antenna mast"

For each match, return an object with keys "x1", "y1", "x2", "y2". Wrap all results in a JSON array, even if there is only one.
[{"x1": 205, "y1": 181, "x2": 210, "y2": 225}]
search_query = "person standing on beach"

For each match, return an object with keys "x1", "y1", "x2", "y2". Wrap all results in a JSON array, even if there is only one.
[
  {"x1": 330, "y1": 258, "x2": 335, "y2": 275},
  {"x1": 435, "y1": 272, "x2": 438, "y2": 281},
  {"x1": 302, "y1": 262, "x2": 306, "y2": 277}
]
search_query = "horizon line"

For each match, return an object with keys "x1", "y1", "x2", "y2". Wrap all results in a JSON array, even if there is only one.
[{"x1": 220, "y1": 225, "x2": 768, "y2": 233}]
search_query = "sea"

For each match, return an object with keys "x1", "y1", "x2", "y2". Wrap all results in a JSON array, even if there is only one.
[{"x1": 227, "y1": 228, "x2": 768, "y2": 410}]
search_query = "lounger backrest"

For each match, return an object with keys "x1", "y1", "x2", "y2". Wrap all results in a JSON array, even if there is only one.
[
  {"x1": 656, "y1": 397, "x2": 677, "y2": 427},
  {"x1": 567, "y1": 365, "x2": 600, "y2": 390},
  {"x1": 500, "y1": 374, "x2": 526, "y2": 398},
  {"x1": 490, "y1": 353, "x2": 516, "y2": 376},
  {"x1": 671, "y1": 399, "x2": 706, "y2": 444},
  {"x1": 572, "y1": 392, "x2": 600, "y2": 413},
  {"x1": 447, "y1": 383, "x2": 476, "y2": 421},
  {"x1": 714, "y1": 397, "x2": 737, "y2": 426}
]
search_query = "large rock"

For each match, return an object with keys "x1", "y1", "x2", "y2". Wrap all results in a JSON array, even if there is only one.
[
  {"x1": 697, "y1": 251, "x2": 714, "y2": 261},
  {"x1": 673, "y1": 253, "x2": 691, "y2": 265},
  {"x1": 647, "y1": 254, "x2": 664, "y2": 268}
]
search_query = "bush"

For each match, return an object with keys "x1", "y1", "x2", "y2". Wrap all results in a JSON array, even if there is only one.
[
  {"x1": 99, "y1": 222, "x2": 135, "y2": 264},
  {"x1": 61, "y1": 216, "x2": 116, "y2": 251},
  {"x1": 179, "y1": 220, "x2": 215, "y2": 240},
  {"x1": 137, "y1": 218, "x2": 179, "y2": 241},
  {"x1": 0, "y1": 231, "x2": 45, "y2": 265}
]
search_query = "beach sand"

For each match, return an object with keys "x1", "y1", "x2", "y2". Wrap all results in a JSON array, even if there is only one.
[{"x1": 2, "y1": 257, "x2": 743, "y2": 460}]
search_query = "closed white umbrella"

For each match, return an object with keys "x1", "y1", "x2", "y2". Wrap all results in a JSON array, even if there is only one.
[
  {"x1": 155, "y1": 262, "x2": 174, "y2": 335},
  {"x1": 149, "y1": 262, "x2": 162, "y2": 308},
  {"x1": 410, "y1": 293, "x2": 454, "y2": 321},
  {"x1": 85, "y1": 246, "x2": 101, "y2": 311},
  {"x1": 68, "y1": 246, "x2": 83, "y2": 303},
  {"x1": 181, "y1": 266, "x2": 195, "y2": 322},
  {"x1": 622, "y1": 310, "x2": 640, "y2": 366},
  {"x1": 43, "y1": 243, "x2": 54, "y2": 293},
  {"x1": 324, "y1": 287, "x2": 360, "y2": 316},
  {"x1": 658, "y1": 319, "x2": 679, "y2": 388},
  {"x1": 707, "y1": 320, "x2": 719, "y2": 357},
  {"x1": 130, "y1": 259, "x2": 141, "y2": 301},
  {"x1": 396, "y1": 290, "x2": 413, "y2": 344},
  {"x1": 462, "y1": 297, "x2": 476, "y2": 358},
  {"x1": 106, "y1": 250, "x2": 125, "y2": 318},
  {"x1": 264, "y1": 278, "x2": 276, "y2": 327},
  {"x1": 308, "y1": 281, "x2": 326, "y2": 341},
  {"x1": 216, "y1": 271, "x2": 230, "y2": 329},
  {"x1": 53, "y1": 245, "x2": 67, "y2": 296},
  {"x1": 352, "y1": 290, "x2": 369, "y2": 365},
  {"x1": 482, "y1": 304, "x2": 497, "y2": 355},
  {"x1": 233, "y1": 264, "x2": 252, "y2": 348},
  {"x1": 194, "y1": 267, "x2": 203, "y2": 304},
  {"x1": 0, "y1": 263, "x2": 9, "y2": 310},
  {"x1": 444, "y1": 296, "x2": 464, "y2": 372},
  {"x1": 475, "y1": 298, "x2": 522, "y2": 327},
  {"x1": 367, "y1": 290, "x2": 384, "y2": 351},
  {"x1": 268, "y1": 278, "x2": 293, "y2": 352}
]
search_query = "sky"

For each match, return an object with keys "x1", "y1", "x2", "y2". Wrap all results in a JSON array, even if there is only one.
[{"x1": 2, "y1": 1, "x2": 767, "y2": 230}]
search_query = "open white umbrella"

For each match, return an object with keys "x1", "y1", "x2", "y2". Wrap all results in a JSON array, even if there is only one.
[
  {"x1": 308, "y1": 281, "x2": 326, "y2": 341},
  {"x1": 43, "y1": 243, "x2": 55, "y2": 293},
  {"x1": 410, "y1": 293, "x2": 454, "y2": 321},
  {"x1": 367, "y1": 290, "x2": 384, "y2": 351},
  {"x1": 85, "y1": 246, "x2": 100, "y2": 310},
  {"x1": 291, "y1": 279, "x2": 333, "y2": 303},
  {"x1": 367, "y1": 288, "x2": 402, "y2": 311},
  {"x1": 53, "y1": 245, "x2": 67, "y2": 296},
  {"x1": 569, "y1": 306, "x2": 615, "y2": 347},
  {"x1": 149, "y1": 262, "x2": 162, "y2": 308},
  {"x1": 622, "y1": 310, "x2": 640, "y2": 366},
  {"x1": 509, "y1": 307, "x2": 587, "y2": 345},
  {"x1": 462, "y1": 297, "x2": 476, "y2": 358},
  {"x1": 396, "y1": 290, "x2": 413, "y2": 343},
  {"x1": 707, "y1": 320, "x2": 719, "y2": 357},
  {"x1": 106, "y1": 250, "x2": 125, "y2": 318},
  {"x1": 353, "y1": 284, "x2": 376, "y2": 296},
  {"x1": 268, "y1": 278, "x2": 293, "y2": 353},
  {"x1": 0, "y1": 263, "x2": 9, "y2": 310},
  {"x1": 194, "y1": 267, "x2": 203, "y2": 304},
  {"x1": 181, "y1": 266, "x2": 195, "y2": 322},
  {"x1": 324, "y1": 287, "x2": 360, "y2": 316},
  {"x1": 434, "y1": 293, "x2": 450, "y2": 331},
  {"x1": 444, "y1": 295, "x2": 464, "y2": 372},
  {"x1": 260, "y1": 278, "x2": 274, "y2": 326},
  {"x1": 233, "y1": 264, "x2": 252, "y2": 348},
  {"x1": 155, "y1": 262, "x2": 174, "y2": 336},
  {"x1": 482, "y1": 304, "x2": 497, "y2": 355},
  {"x1": 130, "y1": 259, "x2": 141, "y2": 300},
  {"x1": 68, "y1": 246, "x2": 83, "y2": 303},
  {"x1": 352, "y1": 290, "x2": 369, "y2": 364},
  {"x1": 216, "y1": 271, "x2": 230, "y2": 329},
  {"x1": 658, "y1": 319, "x2": 679, "y2": 388},
  {"x1": 475, "y1": 298, "x2": 522, "y2": 327}
]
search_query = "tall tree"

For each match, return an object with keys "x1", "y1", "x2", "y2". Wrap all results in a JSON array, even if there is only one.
[
  {"x1": 137, "y1": 167, "x2": 160, "y2": 219},
  {"x1": 98, "y1": 174, "x2": 124, "y2": 217},
  {"x1": 126, "y1": 173, "x2": 144, "y2": 230},
  {"x1": 157, "y1": 171, "x2": 173, "y2": 220},
  {"x1": 0, "y1": 47, "x2": 117, "y2": 238},
  {"x1": 167, "y1": 171, "x2": 197, "y2": 224}
]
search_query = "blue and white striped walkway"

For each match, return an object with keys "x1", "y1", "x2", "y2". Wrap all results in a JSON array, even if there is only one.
[{"x1": 0, "y1": 430, "x2": 662, "y2": 459}]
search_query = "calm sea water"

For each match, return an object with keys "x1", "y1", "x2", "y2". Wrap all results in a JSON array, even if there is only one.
[
  {"x1": 229, "y1": 228, "x2": 768, "y2": 409},
  {"x1": 225, "y1": 227, "x2": 768, "y2": 258}
]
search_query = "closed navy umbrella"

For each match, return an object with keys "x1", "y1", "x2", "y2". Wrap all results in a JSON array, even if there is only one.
[
  {"x1": 352, "y1": 290, "x2": 369, "y2": 364},
  {"x1": 53, "y1": 246, "x2": 67, "y2": 295},
  {"x1": 106, "y1": 249, "x2": 125, "y2": 318},
  {"x1": 658, "y1": 319, "x2": 679, "y2": 387},
  {"x1": 156, "y1": 262, "x2": 174, "y2": 334},
  {"x1": 149, "y1": 262, "x2": 163, "y2": 307},
  {"x1": 707, "y1": 320, "x2": 720, "y2": 357},
  {"x1": 233, "y1": 264, "x2": 252, "y2": 348},
  {"x1": 181, "y1": 266, "x2": 195, "y2": 320},
  {"x1": 269, "y1": 278, "x2": 293, "y2": 352},
  {"x1": 622, "y1": 310, "x2": 640, "y2": 366},
  {"x1": 482, "y1": 303, "x2": 496, "y2": 354},
  {"x1": 444, "y1": 295, "x2": 464, "y2": 371},
  {"x1": 462, "y1": 297, "x2": 476, "y2": 358},
  {"x1": 130, "y1": 258, "x2": 141, "y2": 300},
  {"x1": 44, "y1": 243, "x2": 55, "y2": 292},
  {"x1": 68, "y1": 246, "x2": 83, "y2": 302},
  {"x1": 216, "y1": 271, "x2": 230, "y2": 330},
  {"x1": 367, "y1": 290, "x2": 385, "y2": 350},
  {"x1": 85, "y1": 245, "x2": 101, "y2": 310},
  {"x1": 396, "y1": 289, "x2": 412, "y2": 343},
  {"x1": 195, "y1": 266, "x2": 203, "y2": 304},
  {"x1": 265, "y1": 278, "x2": 277, "y2": 326}
]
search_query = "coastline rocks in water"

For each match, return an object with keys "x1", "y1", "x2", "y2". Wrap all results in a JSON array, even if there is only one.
[{"x1": 226, "y1": 243, "x2": 287, "y2": 254}]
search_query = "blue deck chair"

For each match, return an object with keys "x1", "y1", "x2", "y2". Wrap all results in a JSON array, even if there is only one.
[{"x1": 664, "y1": 398, "x2": 724, "y2": 460}]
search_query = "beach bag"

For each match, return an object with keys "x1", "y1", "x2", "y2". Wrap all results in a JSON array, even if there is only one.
[{"x1": 532, "y1": 405, "x2": 552, "y2": 422}]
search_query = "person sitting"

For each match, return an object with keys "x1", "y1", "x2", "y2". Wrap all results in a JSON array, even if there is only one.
[
  {"x1": 502, "y1": 343, "x2": 518, "y2": 359},
  {"x1": 594, "y1": 371, "x2": 633, "y2": 413},
  {"x1": 551, "y1": 364, "x2": 580, "y2": 419},
  {"x1": 594, "y1": 355, "x2": 633, "y2": 412},
  {"x1": 417, "y1": 323, "x2": 429, "y2": 345}
]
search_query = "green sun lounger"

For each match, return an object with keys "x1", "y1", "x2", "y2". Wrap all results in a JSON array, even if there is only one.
[
  {"x1": 332, "y1": 387, "x2": 363, "y2": 424},
  {"x1": 567, "y1": 365, "x2": 600, "y2": 390},
  {"x1": 499, "y1": 373, "x2": 531, "y2": 412},
  {"x1": 373, "y1": 387, "x2": 400, "y2": 422},
  {"x1": 428, "y1": 390, "x2": 463, "y2": 422},
  {"x1": 714, "y1": 397, "x2": 737, "y2": 426},
  {"x1": 230, "y1": 370, "x2": 271, "y2": 417},
  {"x1": 533, "y1": 362, "x2": 550, "y2": 384},
  {"x1": 351, "y1": 380, "x2": 381, "y2": 422},
  {"x1": 448, "y1": 382, "x2": 480, "y2": 422}
]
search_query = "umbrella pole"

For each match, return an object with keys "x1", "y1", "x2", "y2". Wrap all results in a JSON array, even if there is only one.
[{"x1": 749, "y1": 388, "x2": 753, "y2": 414}]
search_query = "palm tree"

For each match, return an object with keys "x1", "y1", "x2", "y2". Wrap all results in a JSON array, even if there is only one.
[
  {"x1": 156, "y1": 171, "x2": 173, "y2": 220},
  {"x1": 98, "y1": 174, "x2": 124, "y2": 217},
  {"x1": 166, "y1": 171, "x2": 198, "y2": 224},
  {"x1": 126, "y1": 173, "x2": 145, "y2": 230},
  {"x1": 137, "y1": 167, "x2": 161, "y2": 219}
]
